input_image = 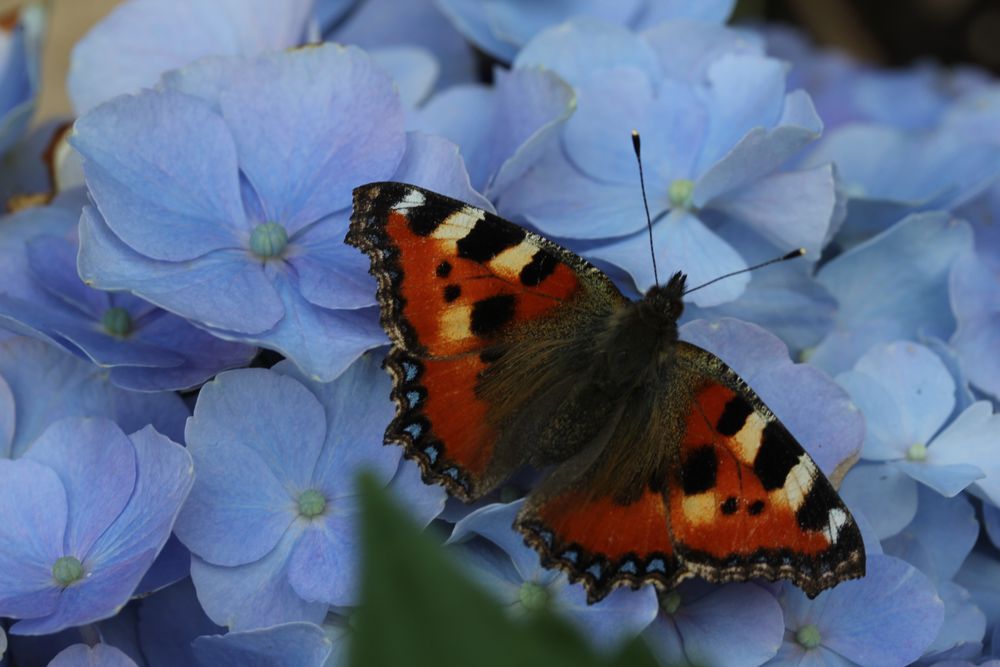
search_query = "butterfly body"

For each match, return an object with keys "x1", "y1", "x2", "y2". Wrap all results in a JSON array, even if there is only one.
[{"x1": 347, "y1": 182, "x2": 864, "y2": 603}]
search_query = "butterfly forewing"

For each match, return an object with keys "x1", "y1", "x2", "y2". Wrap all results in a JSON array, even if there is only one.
[{"x1": 347, "y1": 182, "x2": 625, "y2": 499}]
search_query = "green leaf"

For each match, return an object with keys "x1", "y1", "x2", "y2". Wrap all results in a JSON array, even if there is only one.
[{"x1": 349, "y1": 473, "x2": 660, "y2": 667}]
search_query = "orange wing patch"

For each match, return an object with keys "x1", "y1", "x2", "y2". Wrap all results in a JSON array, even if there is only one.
[{"x1": 517, "y1": 487, "x2": 683, "y2": 603}]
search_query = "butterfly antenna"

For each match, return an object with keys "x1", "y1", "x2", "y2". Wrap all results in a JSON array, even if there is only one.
[
  {"x1": 683, "y1": 248, "x2": 806, "y2": 295},
  {"x1": 632, "y1": 130, "x2": 659, "y2": 287}
]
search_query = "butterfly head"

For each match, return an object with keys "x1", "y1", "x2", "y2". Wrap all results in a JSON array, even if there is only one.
[{"x1": 640, "y1": 270, "x2": 686, "y2": 331}]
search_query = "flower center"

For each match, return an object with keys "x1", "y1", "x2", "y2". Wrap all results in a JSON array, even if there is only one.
[
  {"x1": 796, "y1": 624, "x2": 822, "y2": 650},
  {"x1": 101, "y1": 307, "x2": 133, "y2": 337},
  {"x1": 52, "y1": 556, "x2": 84, "y2": 587},
  {"x1": 660, "y1": 590, "x2": 682, "y2": 614},
  {"x1": 519, "y1": 581, "x2": 550, "y2": 611},
  {"x1": 907, "y1": 442, "x2": 927, "y2": 461},
  {"x1": 668, "y1": 178, "x2": 694, "y2": 209},
  {"x1": 297, "y1": 489, "x2": 327, "y2": 518},
  {"x1": 250, "y1": 222, "x2": 288, "y2": 258}
]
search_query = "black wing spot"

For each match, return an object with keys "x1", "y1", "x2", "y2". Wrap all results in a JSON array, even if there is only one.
[
  {"x1": 717, "y1": 395, "x2": 754, "y2": 437},
  {"x1": 796, "y1": 482, "x2": 839, "y2": 532},
  {"x1": 444, "y1": 284, "x2": 461, "y2": 302},
  {"x1": 681, "y1": 445, "x2": 718, "y2": 495},
  {"x1": 457, "y1": 220, "x2": 525, "y2": 263},
  {"x1": 748, "y1": 500, "x2": 765, "y2": 515},
  {"x1": 721, "y1": 497, "x2": 738, "y2": 515},
  {"x1": 436, "y1": 260, "x2": 452, "y2": 278},
  {"x1": 520, "y1": 249, "x2": 558, "y2": 286},
  {"x1": 753, "y1": 423, "x2": 801, "y2": 491},
  {"x1": 470, "y1": 294, "x2": 516, "y2": 337}
]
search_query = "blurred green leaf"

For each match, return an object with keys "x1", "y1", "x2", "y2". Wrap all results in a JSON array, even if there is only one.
[{"x1": 350, "y1": 473, "x2": 660, "y2": 667}]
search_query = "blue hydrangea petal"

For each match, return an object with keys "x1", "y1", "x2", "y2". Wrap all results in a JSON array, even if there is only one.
[
  {"x1": 277, "y1": 355, "x2": 398, "y2": 494},
  {"x1": 0, "y1": 337, "x2": 188, "y2": 458},
  {"x1": 369, "y1": 47, "x2": 438, "y2": 109},
  {"x1": 290, "y1": 229, "x2": 376, "y2": 311},
  {"x1": 386, "y1": 457, "x2": 448, "y2": 528},
  {"x1": 563, "y1": 71, "x2": 706, "y2": 188},
  {"x1": 883, "y1": 487, "x2": 978, "y2": 582},
  {"x1": 955, "y1": 552, "x2": 1000, "y2": 631},
  {"x1": 0, "y1": 459, "x2": 66, "y2": 619},
  {"x1": 77, "y1": 206, "x2": 284, "y2": 336},
  {"x1": 951, "y1": 314, "x2": 1000, "y2": 403},
  {"x1": 923, "y1": 335, "x2": 976, "y2": 418},
  {"x1": 25, "y1": 235, "x2": 107, "y2": 319},
  {"x1": 0, "y1": 205, "x2": 77, "y2": 308},
  {"x1": 927, "y1": 402, "x2": 1000, "y2": 506},
  {"x1": 136, "y1": 578, "x2": 224, "y2": 665},
  {"x1": 67, "y1": 0, "x2": 313, "y2": 115},
  {"x1": 0, "y1": 6, "x2": 42, "y2": 157},
  {"x1": 87, "y1": 426, "x2": 193, "y2": 568},
  {"x1": 72, "y1": 90, "x2": 247, "y2": 261},
  {"x1": 985, "y1": 503, "x2": 1000, "y2": 551},
  {"x1": 640, "y1": 22, "x2": 760, "y2": 83},
  {"x1": 838, "y1": 462, "x2": 918, "y2": 540},
  {"x1": 637, "y1": 0, "x2": 735, "y2": 25},
  {"x1": 590, "y1": 210, "x2": 748, "y2": 306},
  {"x1": 894, "y1": 460, "x2": 983, "y2": 499},
  {"x1": 811, "y1": 212, "x2": 972, "y2": 375},
  {"x1": 0, "y1": 373, "x2": 13, "y2": 456},
  {"x1": 922, "y1": 582, "x2": 987, "y2": 662},
  {"x1": 136, "y1": 535, "x2": 190, "y2": 595},
  {"x1": 550, "y1": 583, "x2": 658, "y2": 649},
  {"x1": 647, "y1": 583, "x2": 783, "y2": 667},
  {"x1": 486, "y1": 0, "x2": 642, "y2": 58},
  {"x1": 287, "y1": 517, "x2": 358, "y2": 606},
  {"x1": 390, "y1": 132, "x2": 494, "y2": 210},
  {"x1": 781, "y1": 554, "x2": 944, "y2": 667},
  {"x1": 767, "y1": 642, "x2": 856, "y2": 667},
  {"x1": 498, "y1": 146, "x2": 648, "y2": 239},
  {"x1": 710, "y1": 164, "x2": 837, "y2": 255},
  {"x1": 514, "y1": 17, "x2": 661, "y2": 88},
  {"x1": 214, "y1": 45, "x2": 405, "y2": 232},
  {"x1": 449, "y1": 538, "x2": 524, "y2": 604},
  {"x1": 49, "y1": 643, "x2": 137, "y2": 667},
  {"x1": 192, "y1": 622, "x2": 332, "y2": 667},
  {"x1": 25, "y1": 418, "x2": 136, "y2": 558},
  {"x1": 681, "y1": 318, "x2": 863, "y2": 478},
  {"x1": 190, "y1": 528, "x2": 327, "y2": 631},
  {"x1": 434, "y1": 0, "x2": 522, "y2": 62},
  {"x1": 449, "y1": 501, "x2": 542, "y2": 584}
]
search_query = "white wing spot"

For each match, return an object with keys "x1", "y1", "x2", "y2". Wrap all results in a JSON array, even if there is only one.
[
  {"x1": 823, "y1": 508, "x2": 849, "y2": 543},
  {"x1": 392, "y1": 189, "x2": 425, "y2": 211}
]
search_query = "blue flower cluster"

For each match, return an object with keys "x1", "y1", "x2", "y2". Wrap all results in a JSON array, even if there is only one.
[{"x1": 1, "y1": 1, "x2": 999, "y2": 665}]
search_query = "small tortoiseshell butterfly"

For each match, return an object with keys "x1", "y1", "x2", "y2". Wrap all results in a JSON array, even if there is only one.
[{"x1": 346, "y1": 181, "x2": 865, "y2": 603}]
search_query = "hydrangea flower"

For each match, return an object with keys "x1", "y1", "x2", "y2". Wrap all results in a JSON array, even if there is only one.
[
  {"x1": 0, "y1": 336, "x2": 188, "y2": 459},
  {"x1": 0, "y1": 203, "x2": 256, "y2": 391},
  {"x1": 501, "y1": 19, "x2": 837, "y2": 307},
  {"x1": 447, "y1": 500, "x2": 659, "y2": 649},
  {"x1": 0, "y1": 5, "x2": 42, "y2": 157},
  {"x1": 0, "y1": 418, "x2": 193, "y2": 635},
  {"x1": 174, "y1": 353, "x2": 446, "y2": 630},
  {"x1": 73, "y1": 44, "x2": 488, "y2": 381},
  {"x1": 768, "y1": 554, "x2": 944, "y2": 666},
  {"x1": 837, "y1": 342, "x2": 1000, "y2": 537},
  {"x1": 809, "y1": 211, "x2": 972, "y2": 375},
  {"x1": 435, "y1": 0, "x2": 735, "y2": 62}
]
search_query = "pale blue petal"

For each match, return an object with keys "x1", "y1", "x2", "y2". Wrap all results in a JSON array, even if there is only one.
[
  {"x1": 25, "y1": 418, "x2": 135, "y2": 558},
  {"x1": 922, "y1": 582, "x2": 987, "y2": 661},
  {"x1": 387, "y1": 456, "x2": 447, "y2": 528},
  {"x1": 838, "y1": 462, "x2": 918, "y2": 540},
  {"x1": 287, "y1": 517, "x2": 358, "y2": 606},
  {"x1": 640, "y1": 22, "x2": 760, "y2": 83},
  {"x1": 77, "y1": 206, "x2": 284, "y2": 335},
  {"x1": 190, "y1": 528, "x2": 327, "y2": 631},
  {"x1": 929, "y1": 402, "x2": 1000, "y2": 506},
  {"x1": 192, "y1": 622, "x2": 331, "y2": 667},
  {"x1": 636, "y1": 0, "x2": 735, "y2": 25},
  {"x1": 895, "y1": 460, "x2": 983, "y2": 498},
  {"x1": 67, "y1": 0, "x2": 313, "y2": 114},
  {"x1": 0, "y1": 374, "x2": 13, "y2": 458},
  {"x1": 812, "y1": 212, "x2": 972, "y2": 375},
  {"x1": 369, "y1": 46, "x2": 438, "y2": 109},
  {"x1": 72, "y1": 89, "x2": 246, "y2": 260},
  {"x1": 486, "y1": 1, "x2": 641, "y2": 58},
  {"x1": 0, "y1": 459, "x2": 65, "y2": 620},
  {"x1": 291, "y1": 223, "x2": 378, "y2": 311},
  {"x1": 390, "y1": 131, "x2": 494, "y2": 211},
  {"x1": 214, "y1": 45, "x2": 405, "y2": 232},
  {"x1": 434, "y1": 0, "x2": 521, "y2": 61},
  {"x1": 514, "y1": 16, "x2": 661, "y2": 88},
  {"x1": 955, "y1": 552, "x2": 1000, "y2": 630},
  {"x1": 882, "y1": 487, "x2": 978, "y2": 582},
  {"x1": 49, "y1": 643, "x2": 138, "y2": 667},
  {"x1": 590, "y1": 210, "x2": 748, "y2": 306},
  {"x1": 449, "y1": 501, "x2": 541, "y2": 584},
  {"x1": 551, "y1": 582, "x2": 658, "y2": 650}
]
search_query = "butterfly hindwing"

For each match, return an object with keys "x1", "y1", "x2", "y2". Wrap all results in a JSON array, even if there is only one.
[
  {"x1": 668, "y1": 342, "x2": 865, "y2": 596},
  {"x1": 347, "y1": 182, "x2": 626, "y2": 500}
]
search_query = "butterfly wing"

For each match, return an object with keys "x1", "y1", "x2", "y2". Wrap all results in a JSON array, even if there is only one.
[
  {"x1": 515, "y1": 340, "x2": 864, "y2": 603},
  {"x1": 347, "y1": 182, "x2": 627, "y2": 500},
  {"x1": 666, "y1": 341, "x2": 865, "y2": 596}
]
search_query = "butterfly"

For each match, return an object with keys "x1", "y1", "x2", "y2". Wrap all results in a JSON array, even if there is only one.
[{"x1": 346, "y1": 181, "x2": 865, "y2": 604}]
